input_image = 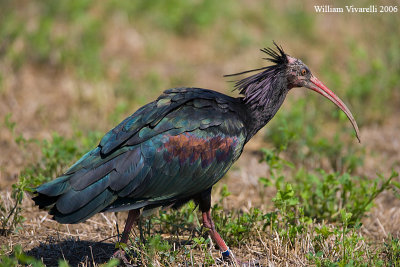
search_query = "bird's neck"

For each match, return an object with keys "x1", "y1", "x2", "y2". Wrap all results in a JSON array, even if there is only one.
[{"x1": 242, "y1": 84, "x2": 289, "y2": 142}]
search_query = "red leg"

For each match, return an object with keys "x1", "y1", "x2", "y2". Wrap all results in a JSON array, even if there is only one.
[
  {"x1": 202, "y1": 210, "x2": 229, "y2": 253},
  {"x1": 112, "y1": 209, "x2": 140, "y2": 262},
  {"x1": 202, "y1": 210, "x2": 240, "y2": 264},
  {"x1": 120, "y1": 209, "x2": 140, "y2": 244},
  {"x1": 196, "y1": 189, "x2": 238, "y2": 262}
]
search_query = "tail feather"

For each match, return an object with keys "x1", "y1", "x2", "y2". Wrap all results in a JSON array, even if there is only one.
[
  {"x1": 32, "y1": 170, "x2": 117, "y2": 224},
  {"x1": 35, "y1": 175, "x2": 71, "y2": 196},
  {"x1": 51, "y1": 189, "x2": 117, "y2": 224},
  {"x1": 32, "y1": 194, "x2": 59, "y2": 209},
  {"x1": 32, "y1": 142, "x2": 158, "y2": 224},
  {"x1": 56, "y1": 172, "x2": 113, "y2": 214}
]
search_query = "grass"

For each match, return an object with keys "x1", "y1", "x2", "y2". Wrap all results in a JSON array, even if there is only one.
[
  {"x1": 1, "y1": 118, "x2": 399, "y2": 265},
  {"x1": 0, "y1": 0, "x2": 399, "y2": 266}
]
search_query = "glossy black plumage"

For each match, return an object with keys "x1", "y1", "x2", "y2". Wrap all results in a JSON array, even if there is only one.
[
  {"x1": 32, "y1": 43, "x2": 361, "y2": 262},
  {"x1": 32, "y1": 44, "x2": 360, "y2": 256},
  {"x1": 33, "y1": 88, "x2": 249, "y2": 223}
]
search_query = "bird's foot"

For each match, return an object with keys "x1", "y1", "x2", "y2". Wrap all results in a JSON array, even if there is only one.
[
  {"x1": 216, "y1": 249, "x2": 260, "y2": 267},
  {"x1": 112, "y1": 249, "x2": 133, "y2": 267},
  {"x1": 215, "y1": 249, "x2": 241, "y2": 266}
]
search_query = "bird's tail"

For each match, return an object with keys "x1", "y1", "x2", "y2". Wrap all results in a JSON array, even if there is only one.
[
  {"x1": 32, "y1": 147, "x2": 119, "y2": 224},
  {"x1": 32, "y1": 175, "x2": 70, "y2": 209},
  {"x1": 32, "y1": 174, "x2": 117, "y2": 224}
]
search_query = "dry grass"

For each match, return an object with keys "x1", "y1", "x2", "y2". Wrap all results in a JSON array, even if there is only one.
[
  {"x1": 1, "y1": 1, "x2": 400, "y2": 266},
  {"x1": 1, "y1": 144, "x2": 399, "y2": 266}
]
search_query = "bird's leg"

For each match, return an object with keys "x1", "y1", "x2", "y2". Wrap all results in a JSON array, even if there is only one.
[
  {"x1": 112, "y1": 209, "x2": 140, "y2": 263},
  {"x1": 197, "y1": 188, "x2": 238, "y2": 263},
  {"x1": 202, "y1": 210, "x2": 237, "y2": 263},
  {"x1": 120, "y1": 209, "x2": 140, "y2": 244},
  {"x1": 202, "y1": 210, "x2": 228, "y2": 253}
]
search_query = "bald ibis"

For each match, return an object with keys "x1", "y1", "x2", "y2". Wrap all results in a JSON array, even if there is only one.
[{"x1": 32, "y1": 43, "x2": 360, "y2": 261}]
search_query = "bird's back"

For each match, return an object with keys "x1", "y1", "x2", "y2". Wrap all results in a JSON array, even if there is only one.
[{"x1": 33, "y1": 87, "x2": 248, "y2": 224}]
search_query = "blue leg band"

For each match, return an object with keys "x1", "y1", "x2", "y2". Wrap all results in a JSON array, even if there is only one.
[{"x1": 222, "y1": 249, "x2": 230, "y2": 257}]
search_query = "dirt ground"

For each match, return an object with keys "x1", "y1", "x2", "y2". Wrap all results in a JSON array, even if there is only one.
[
  {"x1": 1, "y1": 86, "x2": 399, "y2": 265},
  {"x1": 0, "y1": 2, "x2": 399, "y2": 264}
]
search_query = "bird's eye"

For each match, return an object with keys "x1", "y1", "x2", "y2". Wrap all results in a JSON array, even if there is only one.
[{"x1": 301, "y1": 68, "x2": 307, "y2": 76}]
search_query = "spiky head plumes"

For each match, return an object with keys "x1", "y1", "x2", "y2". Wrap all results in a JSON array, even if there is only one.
[
  {"x1": 226, "y1": 42, "x2": 361, "y2": 142},
  {"x1": 225, "y1": 42, "x2": 290, "y2": 109}
]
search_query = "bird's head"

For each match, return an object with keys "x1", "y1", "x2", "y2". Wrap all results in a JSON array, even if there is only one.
[{"x1": 226, "y1": 42, "x2": 361, "y2": 142}]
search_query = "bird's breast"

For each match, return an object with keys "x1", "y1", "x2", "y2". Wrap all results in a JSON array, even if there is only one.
[{"x1": 159, "y1": 132, "x2": 242, "y2": 168}]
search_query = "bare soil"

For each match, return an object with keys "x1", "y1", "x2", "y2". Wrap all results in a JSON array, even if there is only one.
[{"x1": 0, "y1": 4, "x2": 399, "y2": 264}]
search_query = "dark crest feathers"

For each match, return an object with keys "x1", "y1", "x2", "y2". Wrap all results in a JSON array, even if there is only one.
[
  {"x1": 224, "y1": 42, "x2": 287, "y2": 78},
  {"x1": 224, "y1": 42, "x2": 288, "y2": 108},
  {"x1": 260, "y1": 42, "x2": 287, "y2": 65}
]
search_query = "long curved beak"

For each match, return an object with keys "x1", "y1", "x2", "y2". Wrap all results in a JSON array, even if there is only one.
[{"x1": 307, "y1": 75, "x2": 361, "y2": 142}]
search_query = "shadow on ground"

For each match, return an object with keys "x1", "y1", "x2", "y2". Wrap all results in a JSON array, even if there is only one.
[{"x1": 26, "y1": 238, "x2": 115, "y2": 266}]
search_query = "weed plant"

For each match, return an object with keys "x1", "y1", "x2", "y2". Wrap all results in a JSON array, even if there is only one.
[
  {"x1": 1, "y1": 103, "x2": 400, "y2": 266},
  {"x1": 1, "y1": 1, "x2": 399, "y2": 265}
]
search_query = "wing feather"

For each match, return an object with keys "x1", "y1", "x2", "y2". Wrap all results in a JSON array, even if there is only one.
[{"x1": 33, "y1": 87, "x2": 248, "y2": 223}]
